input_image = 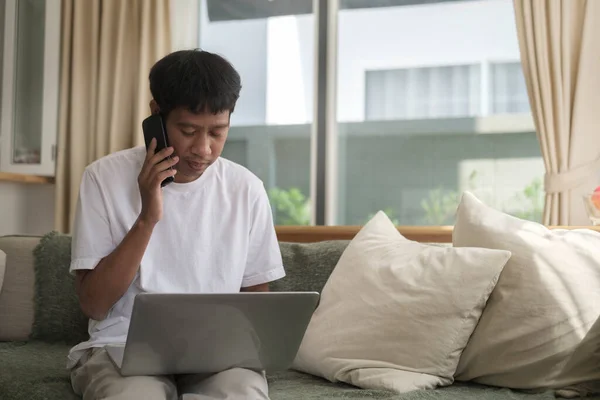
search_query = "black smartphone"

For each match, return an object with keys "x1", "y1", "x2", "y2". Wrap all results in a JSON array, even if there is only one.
[{"x1": 142, "y1": 114, "x2": 175, "y2": 187}]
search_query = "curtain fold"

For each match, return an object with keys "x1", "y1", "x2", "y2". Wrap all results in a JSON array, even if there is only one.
[
  {"x1": 513, "y1": 0, "x2": 600, "y2": 225},
  {"x1": 55, "y1": 0, "x2": 171, "y2": 233}
]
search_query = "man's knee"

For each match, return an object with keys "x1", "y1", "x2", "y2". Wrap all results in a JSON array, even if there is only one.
[
  {"x1": 71, "y1": 348, "x2": 176, "y2": 400},
  {"x1": 179, "y1": 368, "x2": 269, "y2": 399},
  {"x1": 89, "y1": 375, "x2": 176, "y2": 400},
  {"x1": 221, "y1": 368, "x2": 268, "y2": 397}
]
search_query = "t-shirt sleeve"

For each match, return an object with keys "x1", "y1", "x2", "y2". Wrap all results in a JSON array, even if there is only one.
[
  {"x1": 242, "y1": 183, "x2": 286, "y2": 288},
  {"x1": 69, "y1": 168, "x2": 115, "y2": 274}
]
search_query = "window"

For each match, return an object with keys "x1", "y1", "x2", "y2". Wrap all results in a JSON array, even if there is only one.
[
  {"x1": 489, "y1": 61, "x2": 530, "y2": 114},
  {"x1": 0, "y1": 0, "x2": 61, "y2": 176},
  {"x1": 365, "y1": 65, "x2": 481, "y2": 120},
  {"x1": 180, "y1": 0, "x2": 315, "y2": 226},
  {"x1": 175, "y1": 0, "x2": 543, "y2": 226},
  {"x1": 365, "y1": 61, "x2": 531, "y2": 121},
  {"x1": 336, "y1": 0, "x2": 542, "y2": 225}
]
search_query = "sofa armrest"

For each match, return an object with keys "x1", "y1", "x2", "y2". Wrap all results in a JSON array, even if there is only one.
[{"x1": 0, "y1": 235, "x2": 40, "y2": 341}]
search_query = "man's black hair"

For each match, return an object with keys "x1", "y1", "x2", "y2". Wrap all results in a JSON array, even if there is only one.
[{"x1": 149, "y1": 49, "x2": 242, "y2": 117}]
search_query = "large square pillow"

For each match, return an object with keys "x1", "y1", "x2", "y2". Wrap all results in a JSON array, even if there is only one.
[
  {"x1": 453, "y1": 191, "x2": 600, "y2": 391},
  {"x1": 292, "y1": 211, "x2": 511, "y2": 393}
]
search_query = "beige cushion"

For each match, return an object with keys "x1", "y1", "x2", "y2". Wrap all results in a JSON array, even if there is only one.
[
  {"x1": 0, "y1": 236, "x2": 40, "y2": 341},
  {"x1": 453, "y1": 192, "x2": 600, "y2": 390},
  {"x1": 293, "y1": 211, "x2": 511, "y2": 393}
]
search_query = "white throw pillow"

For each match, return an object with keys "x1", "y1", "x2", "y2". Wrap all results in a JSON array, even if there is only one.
[
  {"x1": 453, "y1": 191, "x2": 600, "y2": 390},
  {"x1": 292, "y1": 211, "x2": 512, "y2": 393}
]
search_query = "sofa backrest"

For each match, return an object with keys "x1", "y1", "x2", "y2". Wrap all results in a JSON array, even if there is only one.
[{"x1": 0, "y1": 233, "x2": 350, "y2": 344}]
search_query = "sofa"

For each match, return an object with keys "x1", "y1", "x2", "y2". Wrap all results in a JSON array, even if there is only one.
[{"x1": 0, "y1": 225, "x2": 598, "y2": 400}]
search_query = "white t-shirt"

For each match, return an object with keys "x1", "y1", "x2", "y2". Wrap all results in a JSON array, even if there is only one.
[{"x1": 67, "y1": 146, "x2": 286, "y2": 369}]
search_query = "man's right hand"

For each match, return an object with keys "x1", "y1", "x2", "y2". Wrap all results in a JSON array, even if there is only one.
[
  {"x1": 137, "y1": 138, "x2": 178, "y2": 224},
  {"x1": 75, "y1": 139, "x2": 178, "y2": 320}
]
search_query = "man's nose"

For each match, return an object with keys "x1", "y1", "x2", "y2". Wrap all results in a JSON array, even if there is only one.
[{"x1": 191, "y1": 135, "x2": 211, "y2": 157}]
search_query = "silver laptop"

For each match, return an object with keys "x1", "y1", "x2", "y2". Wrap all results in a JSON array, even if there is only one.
[{"x1": 105, "y1": 291, "x2": 320, "y2": 376}]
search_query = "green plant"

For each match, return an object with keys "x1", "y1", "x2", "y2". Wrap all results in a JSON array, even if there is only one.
[
  {"x1": 508, "y1": 177, "x2": 544, "y2": 222},
  {"x1": 420, "y1": 188, "x2": 461, "y2": 225},
  {"x1": 420, "y1": 170, "x2": 479, "y2": 225},
  {"x1": 419, "y1": 172, "x2": 544, "y2": 225},
  {"x1": 268, "y1": 187, "x2": 310, "y2": 226}
]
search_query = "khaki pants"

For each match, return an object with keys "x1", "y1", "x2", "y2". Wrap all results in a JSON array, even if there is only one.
[{"x1": 71, "y1": 347, "x2": 269, "y2": 400}]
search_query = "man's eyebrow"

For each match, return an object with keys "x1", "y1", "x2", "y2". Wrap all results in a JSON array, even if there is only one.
[
  {"x1": 210, "y1": 124, "x2": 230, "y2": 129},
  {"x1": 176, "y1": 122, "x2": 229, "y2": 129}
]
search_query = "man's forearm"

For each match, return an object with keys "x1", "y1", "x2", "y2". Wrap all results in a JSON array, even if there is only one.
[
  {"x1": 241, "y1": 283, "x2": 270, "y2": 292},
  {"x1": 77, "y1": 218, "x2": 156, "y2": 320}
]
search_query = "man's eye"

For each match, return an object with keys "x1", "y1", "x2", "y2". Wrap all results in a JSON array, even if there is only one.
[{"x1": 182, "y1": 131, "x2": 195, "y2": 136}]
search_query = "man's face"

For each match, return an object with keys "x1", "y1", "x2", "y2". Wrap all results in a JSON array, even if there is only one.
[{"x1": 163, "y1": 106, "x2": 230, "y2": 183}]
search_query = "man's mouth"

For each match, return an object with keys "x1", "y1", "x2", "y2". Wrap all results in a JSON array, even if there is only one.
[{"x1": 186, "y1": 160, "x2": 208, "y2": 171}]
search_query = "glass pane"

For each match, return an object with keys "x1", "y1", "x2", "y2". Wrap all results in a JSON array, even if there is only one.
[
  {"x1": 13, "y1": 0, "x2": 45, "y2": 164},
  {"x1": 336, "y1": 0, "x2": 543, "y2": 225},
  {"x1": 199, "y1": 0, "x2": 314, "y2": 225},
  {"x1": 490, "y1": 61, "x2": 530, "y2": 114}
]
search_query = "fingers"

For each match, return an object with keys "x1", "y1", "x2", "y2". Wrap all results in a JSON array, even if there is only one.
[
  {"x1": 146, "y1": 147, "x2": 174, "y2": 168},
  {"x1": 149, "y1": 146, "x2": 175, "y2": 166},
  {"x1": 145, "y1": 138, "x2": 157, "y2": 161},
  {"x1": 154, "y1": 167, "x2": 177, "y2": 186},
  {"x1": 140, "y1": 140, "x2": 178, "y2": 188},
  {"x1": 144, "y1": 138, "x2": 174, "y2": 163},
  {"x1": 154, "y1": 155, "x2": 179, "y2": 172},
  {"x1": 141, "y1": 142, "x2": 175, "y2": 177}
]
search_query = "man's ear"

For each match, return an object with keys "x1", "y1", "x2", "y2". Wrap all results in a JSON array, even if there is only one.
[{"x1": 149, "y1": 99, "x2": 160, "y2": 115}]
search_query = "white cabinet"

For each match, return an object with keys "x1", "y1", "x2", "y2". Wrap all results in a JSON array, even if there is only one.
[{"x1": 1, "y1": 0, "x2": 61, "y2": 176}]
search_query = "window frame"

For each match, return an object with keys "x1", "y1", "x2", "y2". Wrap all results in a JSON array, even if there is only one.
[{"x1": 0, "y1": 0, "x2": 61, "y2": 176}]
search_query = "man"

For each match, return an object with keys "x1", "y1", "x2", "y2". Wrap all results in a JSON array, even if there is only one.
[{"x1": 67, "y1": 49, "x2": 286, "y2": 399}]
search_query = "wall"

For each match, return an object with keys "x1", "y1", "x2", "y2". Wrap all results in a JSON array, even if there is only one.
[{"x1": 0, "y1": 182, "x2": 55, "y2": 236}]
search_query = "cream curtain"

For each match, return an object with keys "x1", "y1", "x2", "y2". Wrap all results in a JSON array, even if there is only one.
[
  {"x1": 55, "y1": 0, "x2": 171, "y2": 233},
  {"x1": 514, "y1": 0, "x2": 600, "y2": 225}
]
